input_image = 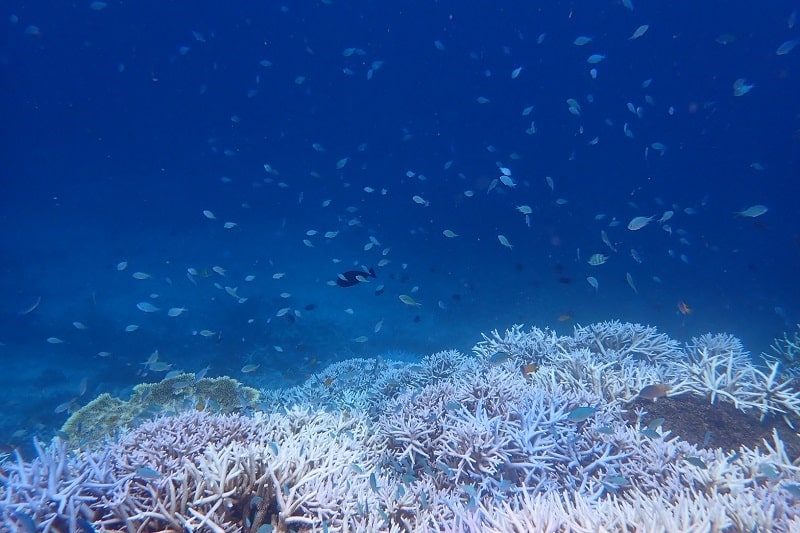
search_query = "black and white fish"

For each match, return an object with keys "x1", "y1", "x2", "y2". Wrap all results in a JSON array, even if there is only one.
[{"x1": 336, "y1": 267, "x2": 376, "y2": 287}]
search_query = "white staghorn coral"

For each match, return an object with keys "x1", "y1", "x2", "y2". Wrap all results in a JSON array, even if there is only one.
[{"x1": 4, "y1": 322, "x2": 800, "y2": 531}]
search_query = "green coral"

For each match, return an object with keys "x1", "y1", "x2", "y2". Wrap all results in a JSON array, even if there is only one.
[{"x1": 61, "y1": 373, "x2": 260, "y2": 448}]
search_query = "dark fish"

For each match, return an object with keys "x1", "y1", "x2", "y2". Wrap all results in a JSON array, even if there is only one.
[
  {"x1": 336, "y1": 267, "x2": 376, "y2": 287},
  {"x1": 638, "y1": 384, "x2": 669, "y2": 400}
]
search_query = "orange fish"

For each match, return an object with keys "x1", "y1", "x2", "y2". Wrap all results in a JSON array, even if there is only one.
[
  {"x1": 557, "y1": 313, "x2": 573, "y2": 322},
  {"x1": 677, "y1": 300, "x2": 692, "y2": 315},
  {"x1": 521, "y1": 363, "x2": 537, "y2": 378}
]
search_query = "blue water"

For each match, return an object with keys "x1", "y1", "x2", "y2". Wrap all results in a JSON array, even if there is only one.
[{"x1": 1, "y1": 1, "x2": 798, "y2": 446}]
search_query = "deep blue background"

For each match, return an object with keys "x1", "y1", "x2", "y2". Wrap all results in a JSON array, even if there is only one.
[{"x1": 1, "y1": 1, "x2": 798, "y2": 447}]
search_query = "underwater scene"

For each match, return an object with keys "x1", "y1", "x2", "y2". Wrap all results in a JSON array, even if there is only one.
[{"x1": 2, "y1": 0, "x2": 800, "y2": 531}]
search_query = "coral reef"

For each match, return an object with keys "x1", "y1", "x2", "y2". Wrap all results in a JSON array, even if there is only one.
[
  {"x1": 768, "y1": 324, "x2": 800, "y2": 376},
  {"x1": 3, "y1": 322, "x2": 800, "y2": 531},
  {"x1": 61, "y1": 374, "x2": 260, "y2": 447}
]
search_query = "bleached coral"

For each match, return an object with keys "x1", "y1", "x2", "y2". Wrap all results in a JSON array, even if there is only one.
[
  {"x1": 4, "y1": 322, "x2": 800, "y2": 532},
  {"x1": 768, "y1": 324, "x2": 800, "y2": 374}
]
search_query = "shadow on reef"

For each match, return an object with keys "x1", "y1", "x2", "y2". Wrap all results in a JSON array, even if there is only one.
[{"x1": 627, "y1": 394, "x2": 800, "y2": 459}]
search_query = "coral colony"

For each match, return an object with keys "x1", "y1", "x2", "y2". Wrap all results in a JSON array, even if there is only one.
[{"x1": 3, "y1": 322, "x2": 800, "y2": 532}]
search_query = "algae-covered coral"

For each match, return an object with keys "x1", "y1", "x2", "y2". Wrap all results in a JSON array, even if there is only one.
[
  {"x1": 60, "y1": 373, "x2": 259, "y2": 446},
  {"x1": 3, "y1": 322, "x2": 800, "y2": 531}
]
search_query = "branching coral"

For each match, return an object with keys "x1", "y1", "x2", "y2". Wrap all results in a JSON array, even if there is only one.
[
  {"x1": 4, "y1": 322, "x2": 800, "y2": 531},
  {"x1": 768, "y1": 324, "x2": 800, "y2": 374}
]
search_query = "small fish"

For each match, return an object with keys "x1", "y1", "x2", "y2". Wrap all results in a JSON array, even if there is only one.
[
  {"x1": 497, "y1": 235, "x2": 513, "y2": 250},
  {"x1": 567, "y1": 406, "x2": 597, "y2": 422},
  {"x1": 399, "y1": 294, "x2": 421, "y2": 307},
  {"x1": 677, "y1": 300, "x2": 692, "y2": 315},
  {"x1": 131, "y1": 272, "x2": 151, "y2": 280},
  {"x1": 499, "y1": 175, "x2": 516, "y2": 188},
  {"x1": 194, "y1": 366, "x2": 210, "y2": 381},
  {"x1": 586, "y1": 276, "x2": 599, "y2": 291},
  {"x1": 658, "y1": 210, "x2": 674, "y2": 223},
  {"x1": 627, "y1": 215, "x2": 653, "y2": 231},
  {"x1": 625, "y1": 272, "x2": 637, "y2": 294},
  {"x1": 171, "y1": 380, "x2": 192, "y2": 391},
  {"x1": 758, "y1": 463, "x2": 779, "y2": 479},
  {"x1": 489, "y1": 351, "x2": 511, "y2": 365},
  {"x1": 442, "y1": 229, "x2": 459, "y2": 238},
  {"x1": 735, "y1": 204, "x2": 768, "y2": 218},
  {"x1": 638, "y1": 384, "x2": 669, "y2": 400},
  {"x1": 445, "y1": 401, "x2": 461, "y2": 411},
  {"x1": 241, "y1": 363, "x2": 260, "y2": 373},
  {"x1": 116, "y1": 261, "x2": 128, "y2": 271},
  {"x1": 46, "y1": 337, "x2": 64, "y2": 344},
  {"x1": 776, "y1": 38, "x2": 799, "y2": 55},
  {"x1": 733, "y1": 78, "x2": 755, "y2": 96},
  {"x1": 167, "y1": 307, "x2": 187, "y2": 317},
  {"x1": 337, "y1": 267, "x2": 376, "y2": 288},
  {"x1": 605, "y1": 475, "x2": 627, "y2": 486},
  {"x1": 587, "y1": 253, "x2": 608, "y2": 266},
  {"x1": 202, "y1": 210, "x2": 216, "y2": 219},
  {"x1": 640, "y1": 427, "x2": 661, "y2": 439},
  {"x1": 587, "y1": 54, "x2": 606, "y2": 64},
  {"x1": 135, "y1": 466, "x2": 163, "y2": 479},
  {"x1": 412, "y1": 195, "x2": 429, "y2": 206},
  {"x1": 684, "y1": 456, "x2": 708, "y2": 469},
  {"x1": 629, "y1": 24, "x2": 649, "y2": 40},
  {"x1": 19, "y1": 295, "x2": 42, "y2": 316},
  {"x1": 136, "y1": 302, "x2": 160, "y2": 313},
  {"x1": 521, "y1": 363, "x2": 537, "y2": 378},
  {"x1": 54, "y1": 400, "x2": 74, "y2": 414}
]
